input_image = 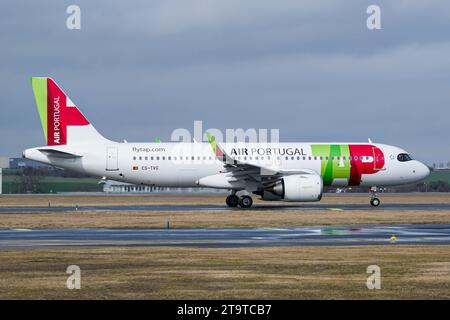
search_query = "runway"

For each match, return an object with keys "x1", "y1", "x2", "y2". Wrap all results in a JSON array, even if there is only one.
[
  {"x1": 1, "y1": 202, "x2": 450, "y2": 213},
  {"x1": 1, "y1": 224, "x2": 450, "y2": 249}
]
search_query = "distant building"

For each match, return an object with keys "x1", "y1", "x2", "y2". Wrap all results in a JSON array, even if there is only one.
[
  {"x1": 0, "y1": 156, "x2": 8, "y2": 195},
  {"x1": 432, "y1": 161, "x2": 450, "y2": 171},
  {"x1": 0, "y1": 157, "x2": 9, "y2": 168},
  {"x1": 8, "y1": 158, "x2": 52, "y2": 169},
  {"x1": 101, "y1": 180, "x2": 158, "y2": 193},
  {"x1": 100, "y1": 179, "x2": 225, "y2": 194}
]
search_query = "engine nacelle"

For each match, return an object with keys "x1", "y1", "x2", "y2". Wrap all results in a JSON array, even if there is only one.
[
  {"x1": 259, "y1": 190, "x2": 283, "y2": 201},
  {"x1": 271, "y1": 174, "x2": 323, "y2": 202}
]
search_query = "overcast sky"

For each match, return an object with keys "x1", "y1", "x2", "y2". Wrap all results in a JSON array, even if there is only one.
[{"x1": 1, "y1": 0, "x2": 449, "y2": 163}]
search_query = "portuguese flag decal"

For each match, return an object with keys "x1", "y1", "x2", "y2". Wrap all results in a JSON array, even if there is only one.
[{"x1": 132, "y1": 166, "x2": 139, "y2": 171}]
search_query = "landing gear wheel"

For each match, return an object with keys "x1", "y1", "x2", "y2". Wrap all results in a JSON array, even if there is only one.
[
  {"x1": 238, "y1": 195, "x2": 253, "y2": 208},
  {"x1": 226, "y1": 195, "x2": 239, "y2": 207},
  {"x1": 370, "y1": 198, "x2": 380, "y2": 207}
]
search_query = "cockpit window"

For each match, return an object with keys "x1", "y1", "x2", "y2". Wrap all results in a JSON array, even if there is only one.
[{"x1": 397, "y1": 153, "x2": 413, "y2": 162}]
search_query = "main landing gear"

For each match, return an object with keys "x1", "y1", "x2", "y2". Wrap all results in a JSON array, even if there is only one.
[
  {"x1": 226, "y1": 194, "x2": 253, "y2": 208},
  {"x1": 370, "y1": 186, "x2": 381, "y2": 207}
]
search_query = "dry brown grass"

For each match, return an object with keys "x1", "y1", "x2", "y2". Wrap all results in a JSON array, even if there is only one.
[
  {"x1": 1, "y1": 193, "x2": 450, "y2": 207},
  {"x1": 1, "y1": 209, "x2": 450, "y2": 229},
  {"x1": 0, "y1": 194, "x2": 224, "y2": 207},
  {"x1": 1, "y1": 194, "x2": 450, "y2": 229},
  {"x1": 0, "y1": 245, "x2": 449, "y2": 299}
]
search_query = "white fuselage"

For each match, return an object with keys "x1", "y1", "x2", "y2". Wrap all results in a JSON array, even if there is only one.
[{"x1": 23, "y1": 141, "x2": 430, "y2": 191}]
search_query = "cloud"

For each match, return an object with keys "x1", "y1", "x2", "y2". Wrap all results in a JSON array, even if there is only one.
[{"x1": 0, "y1": 0, "x2": 449, "y2": 163}]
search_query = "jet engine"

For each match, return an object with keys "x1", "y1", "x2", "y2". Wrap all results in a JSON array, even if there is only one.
[{"x1": 268, "y1": 174, "x2": 323, "y2": 202}]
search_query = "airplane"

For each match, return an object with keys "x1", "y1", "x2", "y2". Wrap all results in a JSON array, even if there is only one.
[{"x1": 23, "y1": 77, "x2": 430, "y2": 208}]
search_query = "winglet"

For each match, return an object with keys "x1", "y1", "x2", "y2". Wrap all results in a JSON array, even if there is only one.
[
  {"x1": 205, "y1": 132, "x2": 224, "y2": 158},
  {"x1": 206, "y1": 132, "x2": 235, "y2": 165}
]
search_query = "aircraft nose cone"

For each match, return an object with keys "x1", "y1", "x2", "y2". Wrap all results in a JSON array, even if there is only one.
[{"x1": 417, "y1": 162, "x2": 430, "y2": 179}]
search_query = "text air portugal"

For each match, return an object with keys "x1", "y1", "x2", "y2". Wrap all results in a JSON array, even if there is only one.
[{"x1": 46, "y1": 78, "x2": 89, "y2": 146}]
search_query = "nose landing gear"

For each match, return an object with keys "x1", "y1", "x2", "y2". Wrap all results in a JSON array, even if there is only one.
[
  {"x1": 370, "y1": 186, "x2": 381, "y2": 207},
  {"x1": 370, "y1": 197, "x2": 380, "y2": 206}
]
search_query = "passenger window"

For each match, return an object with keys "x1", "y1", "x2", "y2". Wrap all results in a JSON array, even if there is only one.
[
  {"x1": 139, "y1": 157, "x2": 142, "y2": 160},
  {"x1": 133, "y1": 156, "x2": 136, "y2": 160}
]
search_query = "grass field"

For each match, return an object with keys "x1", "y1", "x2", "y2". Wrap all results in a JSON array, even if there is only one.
[
  {"x1": 1, "y1": 176, "x2": 102, "y2": 194},
  {"x1": 2, "y1": 193, "x2": 450, "y2": 207},
  {"x1": 0, "y1": 245, "x2": 449, "y2": 299},
  {"x1": 424, "y1": 170, "x2": 450, "y2": 183},
  {"x1": 0, "y1": 194, "x2": 450, "y2": 299},
  {"x1": 0, "y1": 194, "x2": 449, "y2": 229}
]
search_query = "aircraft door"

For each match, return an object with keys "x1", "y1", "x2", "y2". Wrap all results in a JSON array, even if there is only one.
[
  {"x1": 372, "y1": 147, "x2": 384, "y2": 171},
  {"x1": 106, "y1": 147, "x2": 119, "y2": 171}
]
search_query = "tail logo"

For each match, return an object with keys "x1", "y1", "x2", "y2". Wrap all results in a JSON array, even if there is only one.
[
  {"x1": 47, "y1": 79, "x2": 89, "y2": 145},
  {"x1": 32, "y1": 77, "x2": 90, "y2": 146}
]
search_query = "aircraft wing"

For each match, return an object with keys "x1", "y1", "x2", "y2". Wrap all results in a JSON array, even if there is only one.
[{"x1": 205, "y1": 133, "x2": 315, "y2": 187}]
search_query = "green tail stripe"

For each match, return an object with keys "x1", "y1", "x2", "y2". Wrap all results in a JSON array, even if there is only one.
[{"x1": 31, "y1": 77, "x2": 48, "y2": 141}]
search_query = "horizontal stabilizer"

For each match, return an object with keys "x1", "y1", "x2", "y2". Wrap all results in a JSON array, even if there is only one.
[{"x1": 38, "y1": 149, "x2": 83, "y2": 159}]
